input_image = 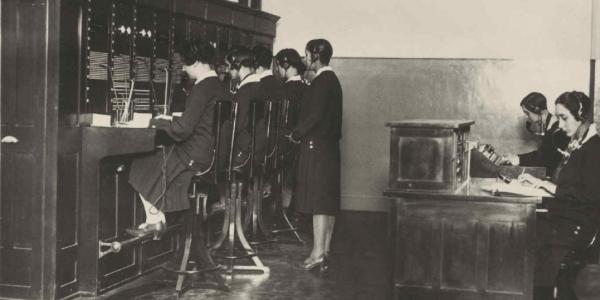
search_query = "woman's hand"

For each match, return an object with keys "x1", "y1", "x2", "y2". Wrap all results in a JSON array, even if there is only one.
[
  {"x1": 154, "y1": 114, "x2": 173, "y2": 121},
  {"x1": 504, "y1": 154, "x2": 520, "y2": 166},
  {"x1": 285, "y1": 133, "x2": 301, "y2": 144},
  {"x1": 517, "y1": 173, "x2": 557, "y2": 195}
]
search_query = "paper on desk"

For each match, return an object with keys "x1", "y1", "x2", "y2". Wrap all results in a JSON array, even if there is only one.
[
  {"x1": 120, "y1": 113, "x2": 153, "y2": 128},
  {"x1": 480, "y1": 181, "x2": 553, "y2": 197}
]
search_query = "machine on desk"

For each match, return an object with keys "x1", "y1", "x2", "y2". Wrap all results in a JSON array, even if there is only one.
[
  {"x1": 385, "y1": 119, "x2": 473, "y2": 192},
  {"x1": 384, "y1": 119, "x2": 543, "y2": 300}
]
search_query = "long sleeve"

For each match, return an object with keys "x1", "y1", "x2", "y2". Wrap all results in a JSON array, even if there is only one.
[
  {"x1": 293, "y1": 78, "x2": 328, "y2": 139},
  {"x1": 555, "y1": 144, "x2": 600, "y2": 204},
  {"x1": 151, "y1": 86, "x2": 209, "y2": 142},
  {"x1": 518, "y1": 150, "x2": 542, "y2": 167}
]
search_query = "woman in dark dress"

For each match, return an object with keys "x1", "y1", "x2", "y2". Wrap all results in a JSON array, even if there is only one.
[
  {"x1": 275, "y1": 48, "x2": 307, "y2": 209},
  {"x1": 506, "y1": 92, "x2": 569, "y2": 175},
  {"x1": 519, "y1": 91, "x2": 600, "y2": 300},
  {"x1": 126, "y1": 40, "x2": 229, "y2": 239},
  {"x1": 287, "y1": 39, "x2": 343, "y2": 270}
]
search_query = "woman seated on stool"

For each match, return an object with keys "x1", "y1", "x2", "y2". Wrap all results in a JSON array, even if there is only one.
[
  {"x1": 210, "y1": 47, "x2": 265, "y2": 211},
  {"x1": 505, "y1": 92, "x2": 568, "y2": 175},
  {"x1": 274, "y1": 48, "x2": 307, "y2": 212},
  {"x1": 126, "y1": 39, "x2": 229, "y2": 241},
  {"x1": 519, "y1": 91, "x2": 600, "y2": 300},
  {"x1": 287, "y1": 39, "x2": 343, "y2": 271}
]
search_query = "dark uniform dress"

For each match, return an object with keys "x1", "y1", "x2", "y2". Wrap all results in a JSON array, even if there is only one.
[
  {"x1": 280, "y1": 77, "x2": 307, "y2": 185},
  {"x1": 128, "y1": 74, "x2": 229, "y2": 213},
  {"x1": 258, "y1": 72, "x2": 285, "y2": 103},
  {"x1": 519, "y1": 114, "x2": 569, "y2": 175},
  {"x1": 535, "y1": 129, "x2": 600, "y2": 290},
  {"x1": 292, "y1": 68, "x2": 343, "y2": 215},
  {"x1": 232, "y1": 74, "x2": 266, "y2": 170}
]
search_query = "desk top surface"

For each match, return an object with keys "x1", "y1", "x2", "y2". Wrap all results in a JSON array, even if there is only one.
[{"x1": 384, "y1": 178, "x2": 544, "y2": 204}]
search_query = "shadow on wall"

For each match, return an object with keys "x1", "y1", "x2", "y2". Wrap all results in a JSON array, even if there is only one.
[{"x1": 334, "y1": 57, "x2": 588, "y2": 211}]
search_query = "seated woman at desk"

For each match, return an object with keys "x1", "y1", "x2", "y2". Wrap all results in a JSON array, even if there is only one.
[
  {"x1": 505, "y1": 92, "x2": 568, "y2": 175},
  {"x1": 519, "y1": 91, "x2": 600, "y2": 300},
  {"x1": 126, "y1": 39, "x2": 229, "y2": 240}
]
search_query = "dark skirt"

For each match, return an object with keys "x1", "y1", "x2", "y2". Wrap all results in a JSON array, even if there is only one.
[
  {"x1": 535, "y1": 215, "x2": 597, "y2": 286},
  {"x1": 128, "y1": 146, "x2": 195, "y2": 213},
  {"x1": 294, "y1": 138, "x2": 340, "y2": 215}
]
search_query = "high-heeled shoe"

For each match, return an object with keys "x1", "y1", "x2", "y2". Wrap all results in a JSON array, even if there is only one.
[
  {"x1": 125, "y1": 221, "x2": 167, "y2": 240},
  {"x1": 298, "y1": 254, "x2": 328, "y2": 271}
]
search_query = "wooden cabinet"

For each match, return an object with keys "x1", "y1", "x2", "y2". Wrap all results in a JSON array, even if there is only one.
[
  {"x1": 1, "y1": 0, "x2": 278, "y2": 299},
  {"x1": 386, "y1": 120, "x2": 473, "y2": 192},
  {"x1": 385, "y1": 179, "x2": 540, "y2": 300}
]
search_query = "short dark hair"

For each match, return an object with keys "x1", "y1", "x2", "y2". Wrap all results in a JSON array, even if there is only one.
[
  {"x1": 520, "y1": 92, "x2": 547, "y2": 114},
  {"x1": 555, "y1": 91, "x2": 592, "y2": 121},
  {"x1": 176, "y1": 39, "x2": 216, "y2": 67},
  {"x1": 306, "y1": 39, "x2": 333, "y2": 65},
  {"x1": 275, "y1": 48, "x2": 306, "y2": 75},
  {"x1": 252, "y1": 46, "x2": 273, "y2": 69},
  {"x1": 226, "y1": 46, "x2": 254, "y2": 70}
]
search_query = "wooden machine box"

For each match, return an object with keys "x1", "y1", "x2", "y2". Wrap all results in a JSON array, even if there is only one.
[{"x1": 385, "y1": 119, "x2": 474, "y2": 192}]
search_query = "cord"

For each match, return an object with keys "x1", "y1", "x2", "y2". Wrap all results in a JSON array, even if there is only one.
[{"x1": 149, "y1": 145, "x2": 173, "y2": 214}]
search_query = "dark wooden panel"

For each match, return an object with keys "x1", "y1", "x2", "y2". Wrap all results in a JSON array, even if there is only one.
[
  {"x1": 206, "y1": 1, "x2": 232, "y2": 24},
  {"x1": 232, "y1": 9, "x2": 254, "y2": 29},
  {"x1": 138, "y1": 0, "x2": 172, "y2": 10},
  {"x1": 396, "y1": 217, "x2": 440, "y2": 287},
  {"x1": 59, "y1": 0, "x2": 82, "y2": 117},
  {"x1": 98, "y1": 156, "x2": 140, "y2": 290},
  {"x1": 441, "y1": 220, "x2": 479, "y2": 291},
  {"x1": 391, "y1": 197, "x2": 535, "y2": 300},
  {"x1": 254, "y1": 16, "x2": 276, "y2": 36},
  {"x1": 190, "y1": 19, "x2": 206, "y2": 41},
  {"x1": 487, "y1": 222, "x2": 527, "y2": 293},
  {"x1": 141, "y1": 234, "x2": 179, "y2": 271},
  {"x1": 57, "y1": 153, "x2": 80, "y2": 248}
]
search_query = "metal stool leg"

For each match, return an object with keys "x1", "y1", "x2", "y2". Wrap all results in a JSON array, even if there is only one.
[
  {"x1": 211, "y1": 180, "x2": 270, "y2": 277},
  {"x1": 243, "y1": 176, "x2": 275, "y2": 246},
  {"x1": 269, "y1": 172, "x2": 305, "y2": 244}
]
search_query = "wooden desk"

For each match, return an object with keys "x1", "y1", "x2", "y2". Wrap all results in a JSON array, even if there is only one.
[
  {"x1": 57, "y1": 127, "x2": 182, "y2": 297},
  {"x1": 385, "y1": 178, "x2": 542, "y2": 300}
]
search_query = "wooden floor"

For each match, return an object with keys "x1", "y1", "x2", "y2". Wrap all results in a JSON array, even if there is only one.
[
  {"x1": 75, "y1": 210, "x2": 600, "y2": 300},
  {"x1": 78, "y1": 211, "x2": 391, "y2": 300}
]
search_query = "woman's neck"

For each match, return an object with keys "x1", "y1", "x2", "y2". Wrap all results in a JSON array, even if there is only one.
[{"x1": 574, "y1": 122, "x2": 591, "y2": 141}]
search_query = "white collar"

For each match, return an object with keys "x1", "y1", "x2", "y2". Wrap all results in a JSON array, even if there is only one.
[
  {"x1": 237, "y1": 73, "x2": 261, "y2": 89},
  {"x1": 194, "y1": 70, "x2": 218, "y2": 85},
  {"x1": 581, "y1": 123, "x2": 598, "y2": 145},
  {"x1": 314, "y1": 66, "x2": 333, "y2": 79},
  {"x1": 257, "y1": 70, "x2": 273, "y2": 80},
  {"x1": 286, "y1": 75, "x2": 302, "y2": 83}
]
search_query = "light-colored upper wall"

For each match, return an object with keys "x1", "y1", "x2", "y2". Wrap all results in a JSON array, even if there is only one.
[{"x1": 263, "y1": 0, "x2": 592, "y2": 59}]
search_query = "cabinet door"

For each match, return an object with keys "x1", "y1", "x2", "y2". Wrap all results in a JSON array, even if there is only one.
[{"x1": 0, "y1": 0, "x2": 57, "y2": 298}]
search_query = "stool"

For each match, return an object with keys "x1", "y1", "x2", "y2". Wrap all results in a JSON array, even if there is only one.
[
  {"x1": 162, "y1": 100, "x2": 233, "y2": 296},
  {"x1": 268, "y1": 98, "x2": 304, "y2": 243},
  {"x1": 210, "y1": 100, "x2": 270, "y2": 282}
]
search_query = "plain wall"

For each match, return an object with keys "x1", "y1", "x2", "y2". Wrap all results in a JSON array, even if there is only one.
[{"x1": 262, "y1": 0, "x2": 593, "y2": 211}]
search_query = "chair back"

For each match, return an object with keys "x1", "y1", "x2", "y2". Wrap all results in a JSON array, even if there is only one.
[
  {"x1": 248, "y1": 100, "x2": 267, "y2": 178},
  {"x1": 263, "y1": 100, "x2": 282, "y2": 172},
  {"x1": 211, "y1": 100, "x2": 234, "y2": 184}
]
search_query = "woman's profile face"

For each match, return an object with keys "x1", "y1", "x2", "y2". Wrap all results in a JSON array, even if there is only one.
[
  {"x1": 521, "y1": 106, "x2": 540, "y2": 122},
  {"x1": 556, "y1": 103, "x2": 581, "y2": 137},
  {"x1": 227, "y1": 62, "x2": 239, "y2": 80}
]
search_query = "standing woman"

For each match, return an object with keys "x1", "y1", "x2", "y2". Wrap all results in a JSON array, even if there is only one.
[
  {"x1": 519, "y1": 91, "x2": 600, "y2": 300},
  {"x1": 287, "y1": 39, "x2": 343, "y2": 270},
  {"x1": 275, "y1": 48, "x2": 307, "y2": 209},
  {"x1": 126, "y1": 40, "x2": 229, "y2": 240}
]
